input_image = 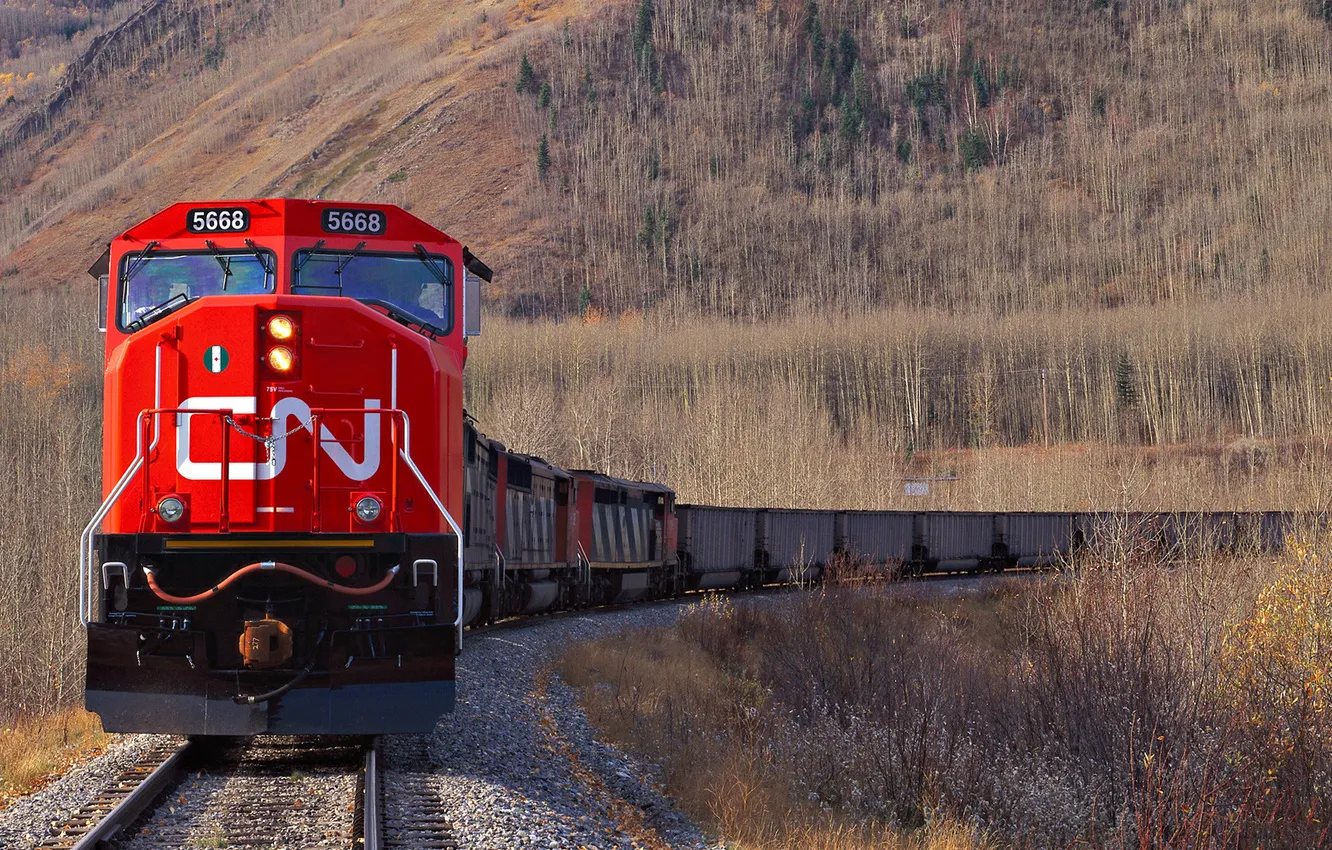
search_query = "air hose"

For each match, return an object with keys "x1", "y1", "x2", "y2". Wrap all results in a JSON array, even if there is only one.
[{"x1": 142, "y1": 561, "x2": 399, "y2": 605}]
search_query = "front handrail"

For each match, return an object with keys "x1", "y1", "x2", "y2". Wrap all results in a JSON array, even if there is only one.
[
  {"x1": 392, "y1": 408, "x2": 466, "y2": 649},
  {"x1": 81, "y1": 405, "x2": 465, "y2": 642},
  {"x1": 81, "y1": 344, "x2": 164, "y2": 627}
]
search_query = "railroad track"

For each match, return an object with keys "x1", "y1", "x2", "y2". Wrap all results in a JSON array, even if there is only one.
[
  {"x1": 34, "y1": 739, "x2": 191, "y2": 850},
  {"x1": 33, "y1": 736, "x2": 457, "y2": 849}
]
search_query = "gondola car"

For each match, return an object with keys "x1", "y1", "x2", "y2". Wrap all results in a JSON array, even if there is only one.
[{"x1": 81, "y1": 199, "x2": 490, "y2": 734}]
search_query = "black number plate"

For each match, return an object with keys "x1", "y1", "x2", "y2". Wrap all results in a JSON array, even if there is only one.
[
  {"x1": 321, "y1": 208, "x2": 387, "y2": 236},
  {"x1": 186, "y1": 207, "x2": 251, "y2": 234}
]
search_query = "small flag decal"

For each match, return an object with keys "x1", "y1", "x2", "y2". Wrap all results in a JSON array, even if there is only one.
[{"x1": 204, "y1": 345, "x2": 229, "y2": 373}]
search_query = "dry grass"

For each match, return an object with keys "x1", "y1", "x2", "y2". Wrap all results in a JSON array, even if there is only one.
[
  {"x1": 0, "y1": 706, "x2": 107, "y2": 803},
  {"x1": 559, "y1": 541, "x2": 1332, "y2": 848}
]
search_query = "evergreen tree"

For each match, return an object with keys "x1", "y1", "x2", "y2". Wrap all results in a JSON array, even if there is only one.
[
  {"x1": 537, "y1": 81, "x2": 551, "y2": 108},
  {"x1": 973, "y1": 62, "x2": 990, "y2": 108},
  {"x1": 837, "y1": 27, "x2": 857, "y2": 79},
  {"x1": 838, "y1": 91, "x2": 863, "y2": 140},
  {"x1": 850, "y1": 60, "x2": 869, "y2": 111},
  {"x1": 516, "y1": 53, "x2": 535, "y2": 93},
  {"x1": 582, "y1": 64, "x2": 597, "y2": 104},
  {"x1": 578, "y1": 283, "x2": 592, "y2": 317},
  {"x1": 638, "y1": 205, "x2": 657, "y2": 247},
  {"x1": 631, "y1": 0, "x2": 654, "y2": 56},
  {"x1": 803, "y1": 1, "x2": 824, "y2": 61},
  {"x1": 1116, "y1": 352, "x2": 1139, "y2": 407},
  {"x1": 536, "y1": 135, "x2": 551, "y2": 177}
]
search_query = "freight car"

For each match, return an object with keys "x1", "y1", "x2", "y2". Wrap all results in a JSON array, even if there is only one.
[
  {"x1": 459, "y1": 428, "x2": 681, "y2": 623},
  {"x1": 671, "y1": 505, "x2": 1302, "y2": 590}
]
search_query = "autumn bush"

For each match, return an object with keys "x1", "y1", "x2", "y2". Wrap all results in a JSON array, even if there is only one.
[{"x1": 559, "y1": 542, "x2": 1332, "y2": 848}]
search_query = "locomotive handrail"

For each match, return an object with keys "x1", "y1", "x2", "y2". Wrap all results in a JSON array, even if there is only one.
[
  {"x1": 80, "y1": 405, "x2": 238, "y2": 626},
  {"x1": 392, "y1": 409, "x2": 466, "y2": 649},
  {"x1": 79, "y1": 345, "x2": 165, "y2": 627},
  {"x1": 81, "y1": 401, "x2": 463, "y2": 645}
]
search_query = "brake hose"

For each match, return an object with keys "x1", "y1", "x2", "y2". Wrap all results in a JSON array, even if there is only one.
[{"x1": 142, "y1": 561, "x2": 399, "y2": 605}]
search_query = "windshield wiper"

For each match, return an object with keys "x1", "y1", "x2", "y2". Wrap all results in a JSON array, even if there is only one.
[
  {"x1": 244, "y1": 239, "x2": 274, "y2": 290},
  {"x1": 123, "y1": 241, "x2": 161, "y2": 283},
  {"x1": 413, "y1": 244, "x2": 449, "y2": 284},
  {"x1": 335, "y1": 241, "x2": 367, "y2": 282},
  {"x1": 204, "y1": 240, "x2": 234, "y2": 291},
  {"x1": 127, "y1": 292, "x2": 193, "y2": 331},
  {"x1": 292, "y1": 240, "x2": 326, "y2": 277}
]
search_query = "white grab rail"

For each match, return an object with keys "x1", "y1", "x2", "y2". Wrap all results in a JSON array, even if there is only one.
[
  {"x1": 80, "y1": 343, "x2": 164, "y2": 627},
  {"x1": 394, "y1": 410, "x2": 466, "y2": 650}
]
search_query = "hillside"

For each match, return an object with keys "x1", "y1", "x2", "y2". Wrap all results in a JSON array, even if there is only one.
[
  {"x1": 4, "y1": 0, "x2": 1332, "y2": 317},
  {"x1": 0, "y1": 0, "x2": 566, "y2": 291}
]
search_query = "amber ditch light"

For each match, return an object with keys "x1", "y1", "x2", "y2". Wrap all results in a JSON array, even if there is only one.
[
  {"x1": 267, "y1": 346, "x2": 296, "y2": 373},
  {"x1": 266, "y1": 314, "x2": 296, "y2": 341}
]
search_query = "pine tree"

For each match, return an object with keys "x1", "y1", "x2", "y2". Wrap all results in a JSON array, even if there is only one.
[
  {"x1": 638, "y1": 205, "x2": 657, "y2": 247},
  {"x1": 578, "y1": 283, "x2": 592, "y2": 317},
  {"x1": 516, "y1": 53, "x2": 535, "y2": 93},
  {"x1": 973, "y1": 62, "x2": 990, "y2": 108},
  {"x1": 838, "y1": 91, "x2": 862, "y2": 140},
  {"x1": 803, "y1": 1, "x2": 824, "y2": 61},
  {"x1": 536, "y1": 135, "x2": 551, "y2": 177},
  {"x1": 850, "y1": 60, "x2": 869, "y2": 111},
  {"x1": 1116, "y1": 352, "x2": 1138, "y2": 408},
  {"x1": 537, "y1": 81, "x2": 551, "y2": 108},
  {"x1": 837, "y1": 28, "x2": 857, "y2": 79},
  {"x1": 631, "y1": 0, "x2": 654, "y2": 56}
]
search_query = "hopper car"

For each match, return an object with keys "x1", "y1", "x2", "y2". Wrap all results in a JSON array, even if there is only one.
[{"x1": 80, "y1": 199, "x2": 1305, "y2": 737}]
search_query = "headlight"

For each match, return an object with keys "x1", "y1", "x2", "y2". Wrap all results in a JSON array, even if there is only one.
[
  {"x1": 355, "y1": 496, "x2": 382, "y2": 523},
  {"x1": 157, "y1": 496, "x2": 185, "y2": 523},
  {"x1": 266, "y1": 346, "x2": 295, "y2": 373},
  {"x1": 266, "y1": 314, "x2": 296, "y2": 341}
]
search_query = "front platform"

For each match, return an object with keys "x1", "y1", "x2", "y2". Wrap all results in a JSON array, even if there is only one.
[{"x1": 86, "y1": 621, "x2": 457, "y2": 735}]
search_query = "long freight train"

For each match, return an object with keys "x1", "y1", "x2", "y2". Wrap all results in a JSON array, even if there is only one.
[{"x1": 80, "y1": 199, "x2": 1302, "y2": 736}]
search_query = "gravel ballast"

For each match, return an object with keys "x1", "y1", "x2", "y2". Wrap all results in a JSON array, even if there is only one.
[
  {"x1": 0, "y1": 601, "x2": 722, "y2": 849},
  {"x1": 388, "y1": 602, "x2": 722, "y2": 849}
]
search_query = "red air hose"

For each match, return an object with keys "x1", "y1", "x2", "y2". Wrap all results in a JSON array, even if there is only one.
[{"x1": 142, "y1": 561, "x2": 400, "y2": 605}]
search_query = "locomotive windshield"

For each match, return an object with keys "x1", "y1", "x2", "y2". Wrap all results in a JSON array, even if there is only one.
[
  {"x1": 118, "y1": 249, "x2": 275, "y2": 331},
  {"x1": 291, "y1": 247, "x2": 452, "y2": 335}
]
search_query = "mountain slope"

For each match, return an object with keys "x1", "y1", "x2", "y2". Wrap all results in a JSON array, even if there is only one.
[
  {"x1": 5, "y1": 0, "x2": 1332, "y2": 318},
  {"x1": 0, "y1": 0, "x2": 571, "y2": 290}
]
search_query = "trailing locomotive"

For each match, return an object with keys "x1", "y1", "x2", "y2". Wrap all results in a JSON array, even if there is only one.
[{"x1": 82, "y1": 200, "x2": 489, "y2": 735}]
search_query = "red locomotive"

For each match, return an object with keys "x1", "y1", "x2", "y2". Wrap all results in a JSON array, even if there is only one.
[{"x1": 82, "y1": 199, "x2": 490, "y2": 734}]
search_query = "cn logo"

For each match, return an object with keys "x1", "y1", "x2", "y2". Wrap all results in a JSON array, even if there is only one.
[{"x1": 175, "y1": 396, "x2": 381, "y2": 482}]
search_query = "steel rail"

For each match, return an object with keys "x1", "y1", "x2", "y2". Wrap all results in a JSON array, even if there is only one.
[
  {"x1": 360, "y1": 738, "x2": 383, "y2": 850},
  {"x1": 37, "y1": 739, "x2": 192, "y2": 850}
]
